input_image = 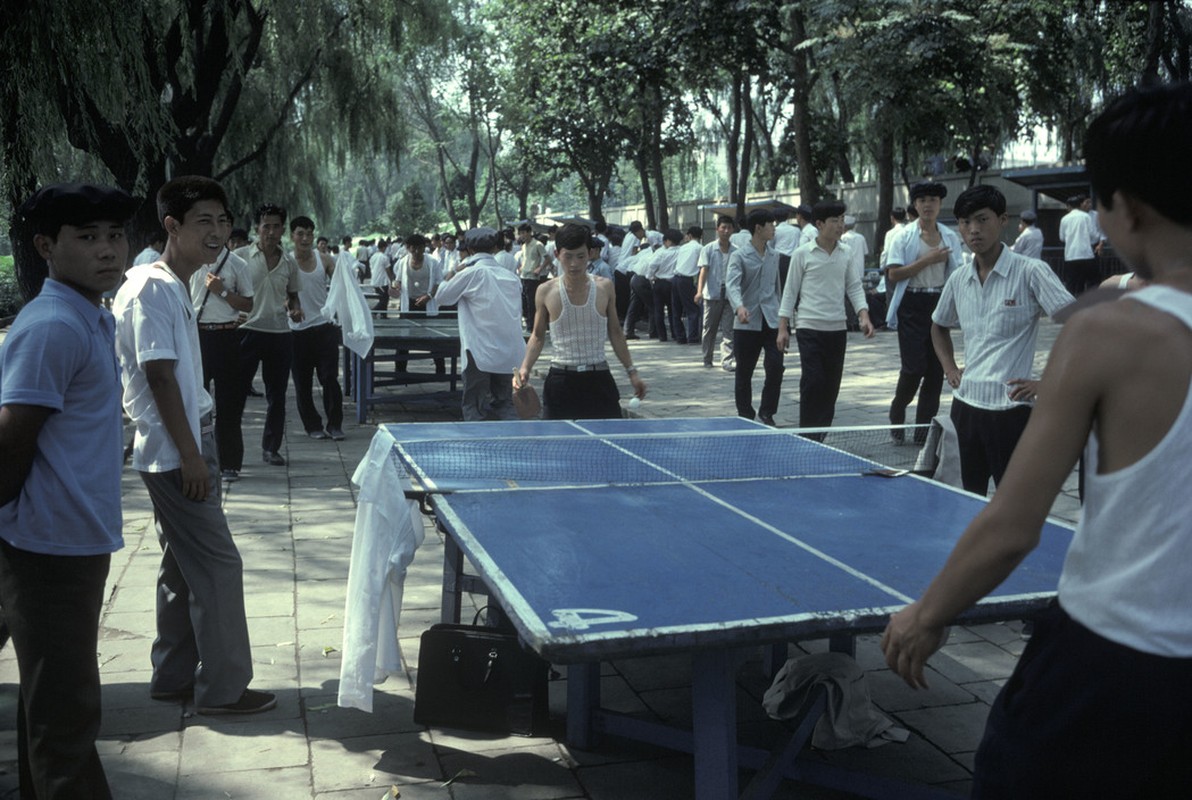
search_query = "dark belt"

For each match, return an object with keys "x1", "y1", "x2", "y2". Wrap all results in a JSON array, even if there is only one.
[
  {"x1": 198, "y1": 321, "x2": 240, "y2": 331},
  {"x1": 550, "y1": 362, "x2": 609, "y2": 373},
  {"x1": 905, "y1": 287, "x2": 943, "y2": 294}
]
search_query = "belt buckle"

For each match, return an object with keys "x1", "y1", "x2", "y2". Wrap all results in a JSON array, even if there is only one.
[{"x1": 576, "y1": 364, "x2": 591, "y2": 372}]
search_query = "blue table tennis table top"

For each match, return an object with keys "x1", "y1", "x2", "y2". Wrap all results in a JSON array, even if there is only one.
[{"x1": 382, "y1": 417, "x2": 1074, "y2": 663}]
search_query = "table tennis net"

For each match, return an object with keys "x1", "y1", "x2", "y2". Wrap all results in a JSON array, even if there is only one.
[{"x1": 393, "y1": 427, "x2": 911, "y2": 490}]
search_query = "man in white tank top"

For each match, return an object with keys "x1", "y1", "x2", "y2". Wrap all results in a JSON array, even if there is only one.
[
  {"x1": 515, "y1": 224, "x2": 646, "y2": 419},
  {"x1": 881, "y1": 82, "x2": 1192, "y2": 797}
]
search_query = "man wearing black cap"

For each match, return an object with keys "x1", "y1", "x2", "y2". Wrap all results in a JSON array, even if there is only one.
[
  {"x1": 433, "y1": 227, "x2": 526, "y2": 420},
  {"x1": 883, "y1": 181, "x2": 964, "y2": 442},
  {"x1": 0, "y1": 182, "x2": 138, "y2": 797}
]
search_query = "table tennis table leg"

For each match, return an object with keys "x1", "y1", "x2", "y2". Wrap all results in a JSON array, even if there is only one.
[
  {"x1": 566, "y1": 663, "x2": 601, "y2": 749},
  {"x1": 691, "y1": 649, "x2": 740, "y2": 800},
  {"x1": 441, "y1": 535, "x2": 465, "y2": 624},
  {"x1": 828, "y1": 632, "x2": 856, "y2": 658},
  {"x1": 353, "y1": 350, "x2": 370, "y2": 424}
]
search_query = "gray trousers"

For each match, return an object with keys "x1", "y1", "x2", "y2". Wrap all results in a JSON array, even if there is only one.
[
  {"x1": 701, "y1": 296, "x2": 735, "y2": 367},
  {"x1": 139, "y1": 429, "x2": 252, "y2": 707},
  {"x1": 461, "y1": 355, "x2": 516, "y2": 421}
]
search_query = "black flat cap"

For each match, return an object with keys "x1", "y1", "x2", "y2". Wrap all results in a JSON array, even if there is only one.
[{"x1": 17, "y1": 183, "x2": 139, "y2": 232}]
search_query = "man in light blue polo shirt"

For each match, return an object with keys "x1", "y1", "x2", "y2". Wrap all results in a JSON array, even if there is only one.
[{"x1": 0, "y1": 182, "x2": 137, "y2": 798}]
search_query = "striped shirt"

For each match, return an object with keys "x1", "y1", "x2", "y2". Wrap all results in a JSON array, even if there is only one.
[
  {"x1": 932, "y1": 245, "x2": 1073, "y2": 410},
  {"x1": 549, "y1": 276, "x2": 607, "y2": 367}
]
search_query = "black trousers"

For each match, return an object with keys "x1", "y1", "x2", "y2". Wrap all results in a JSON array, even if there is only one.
[
  {"x1": 0, "y1": 540, "x2": 112, "y2": 799},
  {"x1": 796, "y1": 329, "x2": 848, "y2": 437},
  {"x1": 521, "y1": 277, "x2": 544, "y2": 331},
  {"x1": 239, "y1": 330, "x2": 293, "y2": 456},
  {"x1": 950, "y1": 399, "x2": 1032, "y2": 496},
  {"x1": 291, "y1": 323, "x2": 343, "y2": 434},
  {"x1": 199, "y1": 326, "x2": 244, "y2": 471},
  {"x1": 672, "y1": 275, "x2": 701, "y2": 345},
  {"x1": 613, "y1": 271, "x2": 631, "y2": 323},
  {"x1": 733, "y1": 322, "x2": 784, "y2": 419},
  {"x1": 543, "y1": 368, "x2": 622, "y2": 420},
  {"x1": 624, "y1": 274, "x2": 656, "y2": 336},
  {"x1": 974, "y1": 603, "x2": 1192, "y2": 798},
  {"x1": 1062, "y1": 258, "x2": 1100, "y2": 296},
  {"x1": 651, "y1": 278, "x2": 678, "y2": 341},
  {"x1": 892, "y1": 292, "x2": 944, "y2": 427}
]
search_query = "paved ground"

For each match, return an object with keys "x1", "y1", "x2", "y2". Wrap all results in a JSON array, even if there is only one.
[{"x1": 0, "y1": 317, "x2": 1077, "y2": 798}]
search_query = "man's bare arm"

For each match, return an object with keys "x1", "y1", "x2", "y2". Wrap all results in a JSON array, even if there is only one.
[
  {"x1": 602, "y1": 280, "x2": 646, "y2": 398},
  {"x1": 931, "y1": 323, "x2": 962, "y2": 388},
  {"x1": 144, "y1": 360, "x2": 210, "y2": 502},
  {"x1": 515, "y1": 282, "x2": 553, "y2": 389},
  {"x1": 0, "y1": 405, "x2": 53, "y2": 507},
  {"x1": 881, "y1": 320, "x2": 1100, "y2": 688}
]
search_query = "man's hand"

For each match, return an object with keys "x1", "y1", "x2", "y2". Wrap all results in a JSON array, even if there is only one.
[
  {"x1": 880, "y1": 602, "x2": 948, "y2": 689},
  {"x1": 736, "y1": 306, "x2": 750, "y2": 324},
  {"x1": 1007, "y1": 378, "x2": 1039, "y2": 402},
  {"x1": 945, "y1": 366, "x2": 963, "y2": 389},
  {"x1": 776, "y1": 327, "x2": 790, "y2": 353},
  {"x1": 179, "y1": 452, "x2": 211, "y2": 502},
  {"x1": 926, "y1": 246, "x2": 951, "y2": 265},
  {"x1": 630, "y1": 373, "x2": 647, "y2": 399},
  {"x1": 204, "y1": 272, "x2": 226, "y2": 295}
]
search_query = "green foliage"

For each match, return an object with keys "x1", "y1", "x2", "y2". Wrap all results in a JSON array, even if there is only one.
[{"x1": 0, "y1": 256, "x2": 21, "y2": 319}]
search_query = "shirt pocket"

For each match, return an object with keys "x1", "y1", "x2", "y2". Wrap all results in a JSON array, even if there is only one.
[{"x1": 990, "y1": 302, "x2": 1033, "y2": 339}]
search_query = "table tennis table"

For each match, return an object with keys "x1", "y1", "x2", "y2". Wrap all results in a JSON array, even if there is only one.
[
  {"x1": 381, "y1": 417, "x2": 1074, "y2": 799},
  {"x1": 348, "y1": 313, "x2": 461, "y2": 423}
]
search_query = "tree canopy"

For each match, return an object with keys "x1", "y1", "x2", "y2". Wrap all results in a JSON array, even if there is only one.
[{"x1": 1, "y1": 0, "x2": 1189, "y2": 251}]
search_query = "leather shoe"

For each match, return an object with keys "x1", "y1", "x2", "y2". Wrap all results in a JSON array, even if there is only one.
[
  {"x1": 197, "y1": 689, "x2": 277, "y2": 716},
  {"x1": 326, "y1": 428, "x2": 346, "y2": 441},
  {"x1": 757, "y1": 413, "x2": 777, "y2": 427},
  {"x1": 262, "y1": 450, "x2": 286, "y2": 466}
]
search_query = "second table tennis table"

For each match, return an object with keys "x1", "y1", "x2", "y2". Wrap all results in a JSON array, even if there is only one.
[
  {"x1": 380, "y1": 417, "x2": 1074, "y2": 799},
  {"x1": 348, "y1": 314, "x2": 461, "y2": 423}
]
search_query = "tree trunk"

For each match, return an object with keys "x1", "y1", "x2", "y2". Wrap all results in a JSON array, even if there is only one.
[
  {"x1": 735, "y1": 87, "x2": 754, "y2": 223},
  {"x1": 726, "y1": 75, "x2": 743, "y2": 207},
  {"x1": 874, "y1": 126, "x2": 895, "y2": 257},
  {"x1": 637, "y1": 154, "x2": 656, "y2": 231},
  {"x1": 650, "y1": 87, "x2": 669, "y2": 231},
  {"x1": 789, "y1": 8, "x2": 820, "y2": 205}
]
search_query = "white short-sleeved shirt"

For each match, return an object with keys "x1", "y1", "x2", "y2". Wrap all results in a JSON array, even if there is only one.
[
  {"x1": 190, "y1": 249, "x2": 254, "y2": 325},
  {"x1": 235, "y1": 245, "x2": 303, "y2": 332},
  {"x1": 674, "y1": 239, "x2": 702, "y2": 278},
  {"x1": 698, "y1": 240, "x2": 736, "y2": 300},
  {"x1": 114, "y1": 263, "x2": 213, "y2": 472},
  {"x1": 931, "y1": 246, "x2": 1073, "y2": 410},
  {"x1": 1010, "y1": 226, "x2": 1044, "y2": 260}
]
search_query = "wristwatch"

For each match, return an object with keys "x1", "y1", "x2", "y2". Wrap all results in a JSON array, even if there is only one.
[{"x1": 220, "y1": 289, "x2": 229, "y2": 298}]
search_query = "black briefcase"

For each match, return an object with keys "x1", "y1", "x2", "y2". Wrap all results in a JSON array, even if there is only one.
[{"x1": 413, "y1": 615, "x2": 549, "y2": 737}]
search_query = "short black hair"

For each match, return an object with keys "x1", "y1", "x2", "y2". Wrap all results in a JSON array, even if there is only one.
[
  {"x1": 316, "y1": 235, "x2": 328, "y2": 244},
  {"x1": 686, "y1": 225, "x2": 703, "y2": 240},
  {"x1": 555, "y1": 223, "x2": 588, "y2": 251},
  {"x1": 1086, "y1": 82, "x2": 1192, "y2": 225},
  {"x1": 587, "y1": 235, "x2": 602, "y2": 250},
  {"x1": 716, "y1": 215, "x2": 735, "y2": 228},
  {"x1": 953, "y1": 185, "x2": 1006, "y2": 219},
  {"x1": 812, "y1": 200, "x2": 846, "y2": 223},
  {"x1": 891, "y1": 207, "x2": 907, "y2": 222},
  {"x1": 341, "y1": 235, "x2": 353, "y2": 246},
  {"x1": 230, "y1": 228, "x2": 249, "y2": 241},
  {"x1": 158, "y1": 176, "x2": 230, "y2": 225},
  {"x1": 744, "y1": 209, "x2": 772, "y2": 233},
  {"x1": 254, "y1": 203, "x2": 286, "y2": 225},
  {"x1": 517, "y1": 222, "x2": 533, "y2": 233},
  {"x1": 290, "y1": 216, "x2": 315, "y2": 232},
  {"x1": 628, "y1": 220, "x2": 644, "y2": 234},
  {"x1": 663, "y1": 228, "x2": 683, "y2": 245},
  {"x1": 909, "y1": 181, "x2": 947, "y2": 202}
]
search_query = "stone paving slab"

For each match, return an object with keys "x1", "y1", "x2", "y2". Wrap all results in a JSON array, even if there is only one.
[{"x1": 0, "y1": 316, "x2": 1076, "y2": 798}]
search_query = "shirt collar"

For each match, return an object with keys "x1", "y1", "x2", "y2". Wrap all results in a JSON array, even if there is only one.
[{"x1": 40, "y1": 278, "x2": 108, "y2": 333}]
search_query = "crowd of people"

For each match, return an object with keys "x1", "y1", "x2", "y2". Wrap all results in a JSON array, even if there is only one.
[{"x1": 1, "y1": 80, "x2": 1190, "y2": 798}]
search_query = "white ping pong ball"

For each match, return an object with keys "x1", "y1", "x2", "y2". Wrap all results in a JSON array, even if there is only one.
[{"x1": 628, "y1": 396, "x2": 642, "y2": 410}]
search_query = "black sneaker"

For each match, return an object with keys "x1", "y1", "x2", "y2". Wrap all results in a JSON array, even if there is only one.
[
  {"x1": 262, "y1": 450, "x2": 286, "y2": 466},
  {"x1": 326, "y1": 428, "x2": 346, "y2": 441},
  {"x1": 307, "y1": 430, "x2": 329, "y2": 440},
  {"x1": 197, "y1": 689, "x2": 277, "y2": 716}
]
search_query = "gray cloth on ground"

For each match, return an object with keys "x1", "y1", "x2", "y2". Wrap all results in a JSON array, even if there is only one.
[
  {"x1": 914, "y1": 413, "x2": 963, "y2": 489},
  {"x1": 762, "y1": 652, "x2": 909, "y2": 750}
]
